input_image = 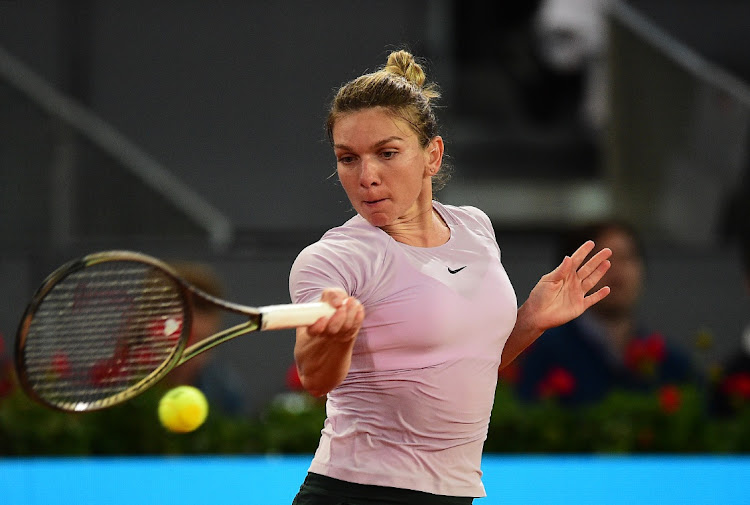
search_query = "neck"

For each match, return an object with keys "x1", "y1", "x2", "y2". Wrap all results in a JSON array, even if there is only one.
[{"x1": 381, "y1": 202, "x2": 449, "y2": 247}]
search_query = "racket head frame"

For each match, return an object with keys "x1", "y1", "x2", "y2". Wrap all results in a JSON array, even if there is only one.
[
  {"x1": 14, "y1": 251, "x2": 197, "y2": 412},
  {"x1": 13, "y1": 250, "x2": 328, "y2": 412}
]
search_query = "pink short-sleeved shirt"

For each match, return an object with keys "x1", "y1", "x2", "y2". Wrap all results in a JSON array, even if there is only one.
[{"x1": 289, "y1": 202, "x2": 517, "y2": 497}]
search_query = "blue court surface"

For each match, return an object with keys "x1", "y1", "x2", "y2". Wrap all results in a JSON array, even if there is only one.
[{"x1": 2, "y1": 455, "x2": 749, "y2": 504}]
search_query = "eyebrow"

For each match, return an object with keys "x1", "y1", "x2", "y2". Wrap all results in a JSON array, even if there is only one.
[{"x1": 333, "y1": 136, "x2": 404, "y2": 151}]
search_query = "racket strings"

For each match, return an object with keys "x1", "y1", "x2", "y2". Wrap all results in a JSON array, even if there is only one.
[{"x1": 21, "y1": 262, "x2": 186, "y2": 408}]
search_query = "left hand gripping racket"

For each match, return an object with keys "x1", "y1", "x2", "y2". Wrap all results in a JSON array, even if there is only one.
[{"x1": 14, "y1": 250, "x2": 334, "y2": 412}]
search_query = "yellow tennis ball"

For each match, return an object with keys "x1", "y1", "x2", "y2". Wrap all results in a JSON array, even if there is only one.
[{"x1": 158, "y1": 385, "x2": 209, "y2": 433}]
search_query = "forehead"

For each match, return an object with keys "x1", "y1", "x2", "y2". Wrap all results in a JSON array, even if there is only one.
[{"x1": 332, "y1": 107, "x2": 418, "y2": 146}]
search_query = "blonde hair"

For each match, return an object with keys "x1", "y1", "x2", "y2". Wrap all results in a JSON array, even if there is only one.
[{"x1": 326, "y1": 49, "x2": 451, "y2": 191}]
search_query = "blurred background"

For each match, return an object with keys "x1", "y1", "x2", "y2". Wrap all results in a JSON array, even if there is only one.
[
  {"x1": 1, "y1": 0, "x2": 750, "y2": 472},
  {"x1": 2, "y1": 1, "x2": 750, "y2": 503}
]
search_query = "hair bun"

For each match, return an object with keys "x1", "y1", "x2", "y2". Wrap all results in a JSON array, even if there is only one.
[{"x1": 384, "y1": 50, "x2": 426, "y2": 88}]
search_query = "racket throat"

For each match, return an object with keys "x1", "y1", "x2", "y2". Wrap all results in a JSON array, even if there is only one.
[{"x1": 179, "y1": 319, "x2": 259, "y2": 364}]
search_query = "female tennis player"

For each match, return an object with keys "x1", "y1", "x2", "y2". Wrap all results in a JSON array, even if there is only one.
[{"x1": 289, "y1": 49, "x2": 612, "y2": 505}]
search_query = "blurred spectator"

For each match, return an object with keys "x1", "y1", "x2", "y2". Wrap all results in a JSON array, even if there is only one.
[
  {"x1": 162, "y1": 261, "x2": 248, "y2": 416},
  {"x1": 533, "y1": 0, "x2": 612, "y2": 131},
  {"x1": 710, "y1": 227, "x2": 750, "y2": 416},
  {"x1": 515, "y1": 220, "x2": 699, "y2": 406}
]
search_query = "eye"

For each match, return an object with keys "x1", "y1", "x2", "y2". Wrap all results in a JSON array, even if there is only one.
[
  {"x1": 337, "y1": 154, "x2": 356, "y2": 165},
  {"x1": 380, "y1": 150, "x2": 398, "y2": 160}
]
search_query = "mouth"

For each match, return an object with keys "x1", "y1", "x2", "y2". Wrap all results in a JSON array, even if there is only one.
[{"x1": 363, "y1": 198, "x2": 386, "y2": 206}]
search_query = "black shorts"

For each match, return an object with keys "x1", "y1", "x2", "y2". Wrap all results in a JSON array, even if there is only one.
[{"x1": 292, "y1": 472, "x2": 475, "y2": 505}]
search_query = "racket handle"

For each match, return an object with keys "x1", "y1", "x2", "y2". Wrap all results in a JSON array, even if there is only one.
[{"x1": 260, "y1": 302, "x2": 336, "y2": 330}]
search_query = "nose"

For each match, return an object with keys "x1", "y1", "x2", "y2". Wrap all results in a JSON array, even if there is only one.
[{"x1": 359, "y1": 157, "x2": 380, "y2": 187}]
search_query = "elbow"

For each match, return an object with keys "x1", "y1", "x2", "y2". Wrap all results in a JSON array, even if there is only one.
[
  {"x1": 306, "y1": 387, "x2": 330, "y2": 398},
  {"x1": 299, "y1": 373, "x2": 334, "y2": 398}
]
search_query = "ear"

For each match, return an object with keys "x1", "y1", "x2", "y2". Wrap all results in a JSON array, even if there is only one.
[{"x1": 424, "y1": 136, "x2": 444, "y2": 176}]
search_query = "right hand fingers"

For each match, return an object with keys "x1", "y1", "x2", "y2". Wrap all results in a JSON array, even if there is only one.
[
  {"x1": 308, "y1": 289, "x2": 364, "y2": 339},
  {"x1": 327, "y1": 297, "x2": 364, "y2": 335},
  {"x1": 320, "y1": 287, "x2": 349, "y2": 309}
]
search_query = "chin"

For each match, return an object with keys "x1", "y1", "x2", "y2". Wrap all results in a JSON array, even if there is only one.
[{"x1": 358, "y1": 209, "x2": 391, "y2": 228}]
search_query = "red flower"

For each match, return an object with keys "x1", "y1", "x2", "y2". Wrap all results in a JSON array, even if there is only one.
[
  {"x1": 51, "y1": 352, "x2": 72, "y2": 378},
  {"x1": 722, "y1": 372, "x2": 750, "y2": 400},
  {"x1": 625, "y1": 333, "x2": 666, "y2": 376},
  {"x1": 132, "y1": 348, "x2": 162, "y2": 371},
  {"x1": 538, "y1": 367, "x2": 576, "y2": 399},
  {"x1": 658, "y1": 384, "x2": 681, "y2": 414},
  {"x1": 0, "y1": 333, "x2": 16, "y2": 400},
  {"x1": 286, "y1": 364, "x2": 304, "y2": 391},
  {"x1": 644, "y1": 334, "x2": 666, "y2": 360},
  {"x1": 0, "y1": 362, "x2": 14, "y2": 399},
  {"x1": 89, "y1": 356, "x2": 127, "y2": 386}
]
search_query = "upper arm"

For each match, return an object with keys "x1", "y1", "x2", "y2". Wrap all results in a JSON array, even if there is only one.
[{"x1": 289, "y1": 243, "x2": 350, "y2": 304}]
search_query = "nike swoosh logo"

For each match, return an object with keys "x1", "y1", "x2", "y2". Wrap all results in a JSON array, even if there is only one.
[{"x1": 447, "y1": 266, "x2": 467, "y2": 274}]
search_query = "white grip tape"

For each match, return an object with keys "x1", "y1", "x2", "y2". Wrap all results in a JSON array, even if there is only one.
[{"x1": 260, "y1": 302, "x2": 336, "y2": 330}]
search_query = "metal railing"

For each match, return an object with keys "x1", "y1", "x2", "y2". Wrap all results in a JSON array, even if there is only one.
[{"x1": 0, "y1": 44, "x2": 233, "y2": 251}]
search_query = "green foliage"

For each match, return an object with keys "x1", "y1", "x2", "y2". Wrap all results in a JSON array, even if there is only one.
[
  {"x1": 485, "y1": 383, "x2": 750, "y2": 453},
  {"x1": 0, "y1": 388, "x2": 301, "y2": 456},
  {"x1": 3, "y1": 384, "x2": 750, "y2": 455}
]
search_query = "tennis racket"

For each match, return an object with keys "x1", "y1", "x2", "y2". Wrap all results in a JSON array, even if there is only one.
[{"x1": 14, "y1": 250, "x2": 334, "y2": 412}]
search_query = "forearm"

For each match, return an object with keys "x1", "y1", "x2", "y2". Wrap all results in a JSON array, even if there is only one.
[
  {"x1": 500, "y1": 302, "x2": 545, "y2": 370},
  {"x1": 294, "y1": 327, "x2": 357, "y2": 397}
]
